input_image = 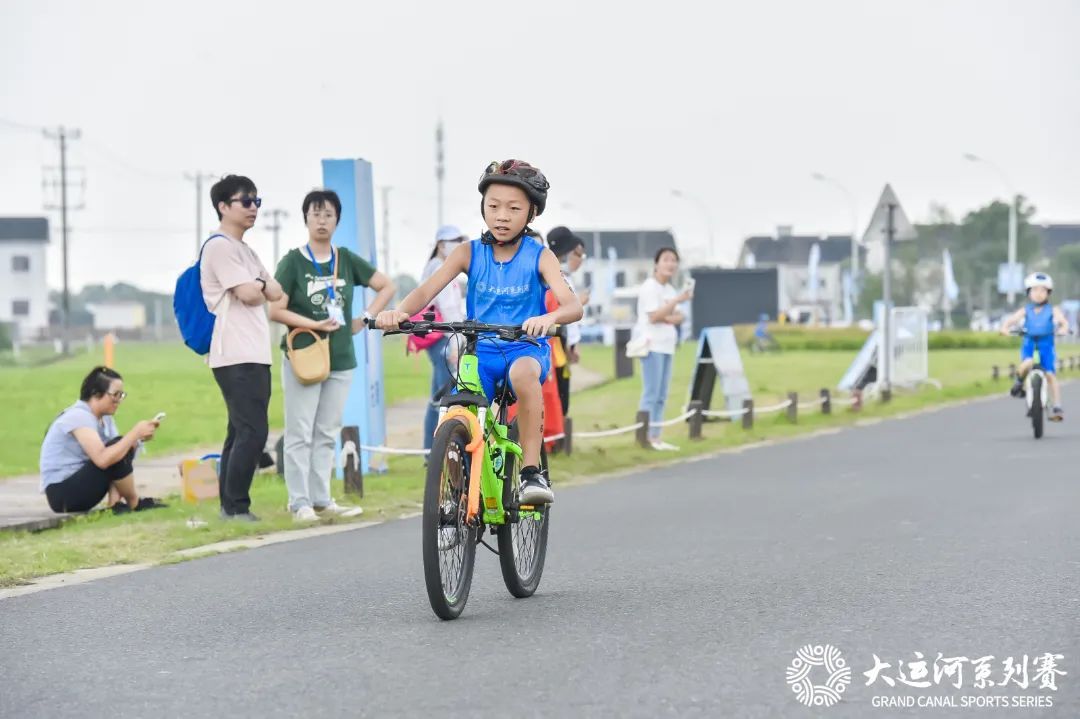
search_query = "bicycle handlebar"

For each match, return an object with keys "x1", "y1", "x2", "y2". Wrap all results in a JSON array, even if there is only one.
[{"x1": 363, "y1": 317, "x2": 560, "y2": 344}]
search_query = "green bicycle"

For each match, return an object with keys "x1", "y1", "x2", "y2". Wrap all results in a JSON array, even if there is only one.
[{"x1": 379, "y1": 318, "x2": 552, "y2": 620}]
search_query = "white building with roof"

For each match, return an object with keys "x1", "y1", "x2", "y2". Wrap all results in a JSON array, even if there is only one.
[{"x1": 0, "y1": 217, "x2": 50, "y2": 340}]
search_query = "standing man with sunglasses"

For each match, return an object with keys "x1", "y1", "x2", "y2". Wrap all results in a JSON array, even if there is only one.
[{"x1": 201, "y1": 175, "x2": 283, "y2": 521}]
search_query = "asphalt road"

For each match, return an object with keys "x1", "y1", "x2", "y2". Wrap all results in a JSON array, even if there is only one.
[{"x1": 2, "y1": 386, "x2": 1079, "y2": 718}]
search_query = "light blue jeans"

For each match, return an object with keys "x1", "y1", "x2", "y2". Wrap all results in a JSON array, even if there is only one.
[
  {"x1": 282, "y1": 358, "x2": 354, "y2": 512},
  {"x1": 639, "y1": 351, "x2": 674, "y2": 440}
]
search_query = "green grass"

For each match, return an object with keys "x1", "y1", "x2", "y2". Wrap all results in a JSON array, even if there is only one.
[
  {"x1": 0, "y1": 467, "x2": 427, "y2": 587},
  {"x1": 1, "y1": 341, "x2": 1049, "y2": 588},
  {"x1": 0, "y1": 336, "x2": 430, "y2": 478},
  {"x1": 730, "y1": 326, "x2": 1020, "y2": 352}
]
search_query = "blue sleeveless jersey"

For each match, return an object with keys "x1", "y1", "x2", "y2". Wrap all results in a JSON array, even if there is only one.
[
  {"x1": 466, "y1": 239, "x2": 548, "y2": 327},
  {"x1": 1024, "y1": 302, "x2": 1055, "y2": 338}
]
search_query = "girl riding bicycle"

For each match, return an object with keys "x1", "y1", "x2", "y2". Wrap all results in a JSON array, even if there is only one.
[{"x1": 376, "y1": 159, "x2": 583, "y2": 505}]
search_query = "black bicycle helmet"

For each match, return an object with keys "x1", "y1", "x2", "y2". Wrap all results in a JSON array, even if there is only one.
[{"x1": 477, "y1": 159, "x2": 550, "y2": 217}]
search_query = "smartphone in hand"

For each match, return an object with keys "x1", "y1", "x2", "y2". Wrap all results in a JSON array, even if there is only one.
[{"x1": 153, "y1": 412, "x2": 167, "y2": 423}]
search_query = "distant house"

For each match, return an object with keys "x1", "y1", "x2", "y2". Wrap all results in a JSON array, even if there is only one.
[
  {"x1": 737, "y1": 228, "x2": 865, "y2": 322},
  {"x1": 87, "y1": 301, "x2": 147, "y2": 331},
  {"x1": 573, "y1": 230, "x2": 680, "y2": 324},
  {"x1": 0, "y1": 217, "x2": 50, "y2": 340}
]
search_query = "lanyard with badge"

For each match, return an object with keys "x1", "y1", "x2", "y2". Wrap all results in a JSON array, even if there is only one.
[{"x1": 306, "y1": 245, "x2": 345, "y2": 325}]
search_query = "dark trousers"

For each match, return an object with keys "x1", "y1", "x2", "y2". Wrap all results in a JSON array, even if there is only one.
[
  {"x1": 556, "y1": 365, "x2": 571, "y2": 416},
  {"x1": 45, "y1": 437, "x2": 133, "y2": 513},
  {"x1": 212, "y1": 363, "x2": 271, "y2": 515}
]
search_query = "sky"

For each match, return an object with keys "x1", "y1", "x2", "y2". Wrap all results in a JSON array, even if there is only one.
[{"x1": 1, "y1": 0, "x2": 1078, "y2": 293}]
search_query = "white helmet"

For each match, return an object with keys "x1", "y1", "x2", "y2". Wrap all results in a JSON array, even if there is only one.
[{"x1": 1024, "y1": 272, "x2": 1053, "y2": 292}]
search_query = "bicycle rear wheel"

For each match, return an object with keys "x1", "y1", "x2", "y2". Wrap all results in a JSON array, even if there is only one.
[
  {"x1": 1030, "y1": 374, "x2": 1044, "y2": 439},
  {"x1": 498, "y1": 421, "x2": 550, "y2": 598},
  {"x1": 423, "y1": 418, "x2": 477, "y2": 620}
]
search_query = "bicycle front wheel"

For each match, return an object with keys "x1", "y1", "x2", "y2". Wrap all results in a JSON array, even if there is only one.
[
  {"x1": 423, "y1": 418, "x2": 477, "y2": 620},
  {"x1": 1030, "y1": 374, "x2": 1044, "y2": 439},
  {"x1": 498, "y1": 421, "x2": 550, "y2": 598}
]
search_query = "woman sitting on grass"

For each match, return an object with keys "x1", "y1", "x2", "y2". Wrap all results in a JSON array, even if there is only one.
[{"x1": 39, "y1": 366, "x2": 166, "y2": 515}]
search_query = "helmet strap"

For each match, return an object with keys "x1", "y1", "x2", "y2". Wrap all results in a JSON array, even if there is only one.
[{"x1": 480, "y1": 228, "x2": 527, "y2": 247}]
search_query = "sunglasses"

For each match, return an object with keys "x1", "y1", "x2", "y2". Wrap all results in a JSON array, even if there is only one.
[
  {"x1": 228, "y1": 195, "x2": 263, "y2": 209},
  {"x1": 482, "y1": 159, "x2": 550, "y2": 192}
]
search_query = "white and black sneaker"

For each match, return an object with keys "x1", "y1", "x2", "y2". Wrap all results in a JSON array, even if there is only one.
[{"x1": 518, "y1": 466, "x2": 554, "y2": 505}]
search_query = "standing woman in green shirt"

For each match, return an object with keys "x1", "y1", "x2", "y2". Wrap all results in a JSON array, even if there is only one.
[{"x1": 270, "y1": 189, "x2": 396, "y2": 522}]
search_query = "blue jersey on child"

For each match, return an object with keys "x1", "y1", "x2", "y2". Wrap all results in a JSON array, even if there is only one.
[
  {"x1": 465, "y1": 238, "x2": 551, "y2": 401},
  {"x1": 1021, "y1": 302, "x2": 1056, "y2": 372}
]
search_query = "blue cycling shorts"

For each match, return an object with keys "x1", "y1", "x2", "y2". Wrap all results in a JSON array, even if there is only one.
[
  {"x1": 474, "y1": 338, "x2": 550, "y2": 403},
  {"x1": 1021, "y1": 335, "x2": 1056, "y2": 374}
]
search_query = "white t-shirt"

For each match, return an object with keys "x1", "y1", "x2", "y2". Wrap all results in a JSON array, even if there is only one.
[
  {"x1": 422, "y1": 257, "x2": 465, "y2": 322},
  {"x1": 562, "y1": 271, "x2": 582, "y2": 347},
  {"x1": 636, "y1": 277, "x2": 678, "y2": 355}
]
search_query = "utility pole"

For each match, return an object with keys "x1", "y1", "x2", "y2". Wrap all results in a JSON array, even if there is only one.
[
  {"x1": 43, "y1": 126, "x2": 83, "y2": 355},
  {"x1": 264, "y1": 209, "x2": 288, "y2": 267},
  {"x1": 184, "y1": 171, "x2": 216, "y2": 255},
  {"x1": 881, "y1": 202, "x2": 895, "y2": 400},
  {"x1": 435, "y1": 119, "x2": 445, "y2": 227},
  {"x1": 380, "y1": 187, "x2": 391, "y2": 275}
]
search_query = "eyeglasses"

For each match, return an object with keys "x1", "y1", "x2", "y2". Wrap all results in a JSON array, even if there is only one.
[
  {"x1": 228, "y1": 195, "x2": 263, "y2": 209},
  {"x1": 572, "y1": 249, "x2": 587, "y2": 259},
  {"x1": 107, "y1": 390, "x2": 127, "y2": 401}
]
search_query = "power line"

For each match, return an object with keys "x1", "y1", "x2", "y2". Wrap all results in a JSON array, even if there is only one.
[
  {"x1": 82, "y1": 137, "x2": 182, "y2": 182},
  {"x1": 0, "y1": 116, "x2": 45, "y2": 133},
  {"x1": 42, "y1": 126, "x2": 82, "y2": 355}
]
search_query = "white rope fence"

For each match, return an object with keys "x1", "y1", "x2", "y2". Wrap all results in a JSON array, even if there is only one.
[
  {"x1": 572, "y1": 422, "x2": 645, "y2": 438},
  {"x1": 798, "y1": 396, "x2": 828, "y2": 411},
  {"x1": 653, "y1": 409, "x2": 700, "y2": 428},
  {"x1": 754, "y1": 399, "x2": 794, "y2": 414},
  {"x1": 701, "y1": 407, "x2": 749, "y2": 419},
  {"x1": 333, "y1": 388, "x2": 864, "y2": 473},
  {"x1": 359, "y1": 445, "x2": 430, "y2": 456}
]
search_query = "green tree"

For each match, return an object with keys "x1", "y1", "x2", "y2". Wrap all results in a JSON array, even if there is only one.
[{"x1": 1054, "y1": 245, "x2": 1080, "y2": 300}]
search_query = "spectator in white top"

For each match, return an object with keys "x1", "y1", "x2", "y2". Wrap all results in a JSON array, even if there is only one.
[
  {"x1": 546, "y1": 226, "x2": 589, "y2": 414},
  {"x1": 421, "y1": 225, "x2": 467, "y2": 449},
  {"x1": 636, "y1": 247, "x2": 692, "y2": 451}
]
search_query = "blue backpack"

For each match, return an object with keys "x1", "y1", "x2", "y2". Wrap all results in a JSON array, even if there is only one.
[{"x1": 174, "y1": 234, "x2": 226, "y2": 355}]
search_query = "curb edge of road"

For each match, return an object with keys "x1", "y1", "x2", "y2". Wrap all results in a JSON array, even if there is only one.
[{"x1": 0, "y1": 386, "x2": 1046, "y2": 601}]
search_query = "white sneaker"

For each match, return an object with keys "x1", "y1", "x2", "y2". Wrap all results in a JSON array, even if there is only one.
[
  {"x1": 650, "y1": 440, "x2": 680, "y2": 451},
  {"x1": 315, "y1": 501, "x2": 364, "y2": 518},
  {"x1": 293, "y1": 506, "x2": 320, "y2": 523}
]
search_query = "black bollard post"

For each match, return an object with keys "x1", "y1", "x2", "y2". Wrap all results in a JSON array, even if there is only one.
[
  {"x1": 787, "y1": 392, "x2": 798, "y2": 423},
  {"x1": 341, "y1": 425, "x2": 363, "y2": 497},
  {"x1": 742, "y1": 399, "x2": 754, "y2": 430},
  {"x1": 820, "y1": 388, "x2": 832, "y2": 415},
  {"x1": 688, "y1": 400, "x2": 704, "y2": 440},
  {"x1": 635, "y1": 410, "x2": 650, "y2": 448}
]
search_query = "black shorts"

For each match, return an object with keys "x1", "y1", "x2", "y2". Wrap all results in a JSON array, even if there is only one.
[{"x1": 44, "y1": 438, "x2": 134, "y2": 513}]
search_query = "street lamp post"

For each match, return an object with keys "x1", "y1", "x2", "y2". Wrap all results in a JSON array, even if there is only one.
[
  {"x1": 671, "y1": 189, "x2": 716, "y2": 263},
  {"x1": 963, "y1": 153, "x2": 1018, "y2": 303},
  {"x1": 811, "y1": 172, "x2": 860, "y2": 288}
]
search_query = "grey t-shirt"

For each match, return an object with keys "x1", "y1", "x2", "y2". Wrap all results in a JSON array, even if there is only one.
[{"x1": 39, "y1": 401, "x2": 119, "y2": 491}]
